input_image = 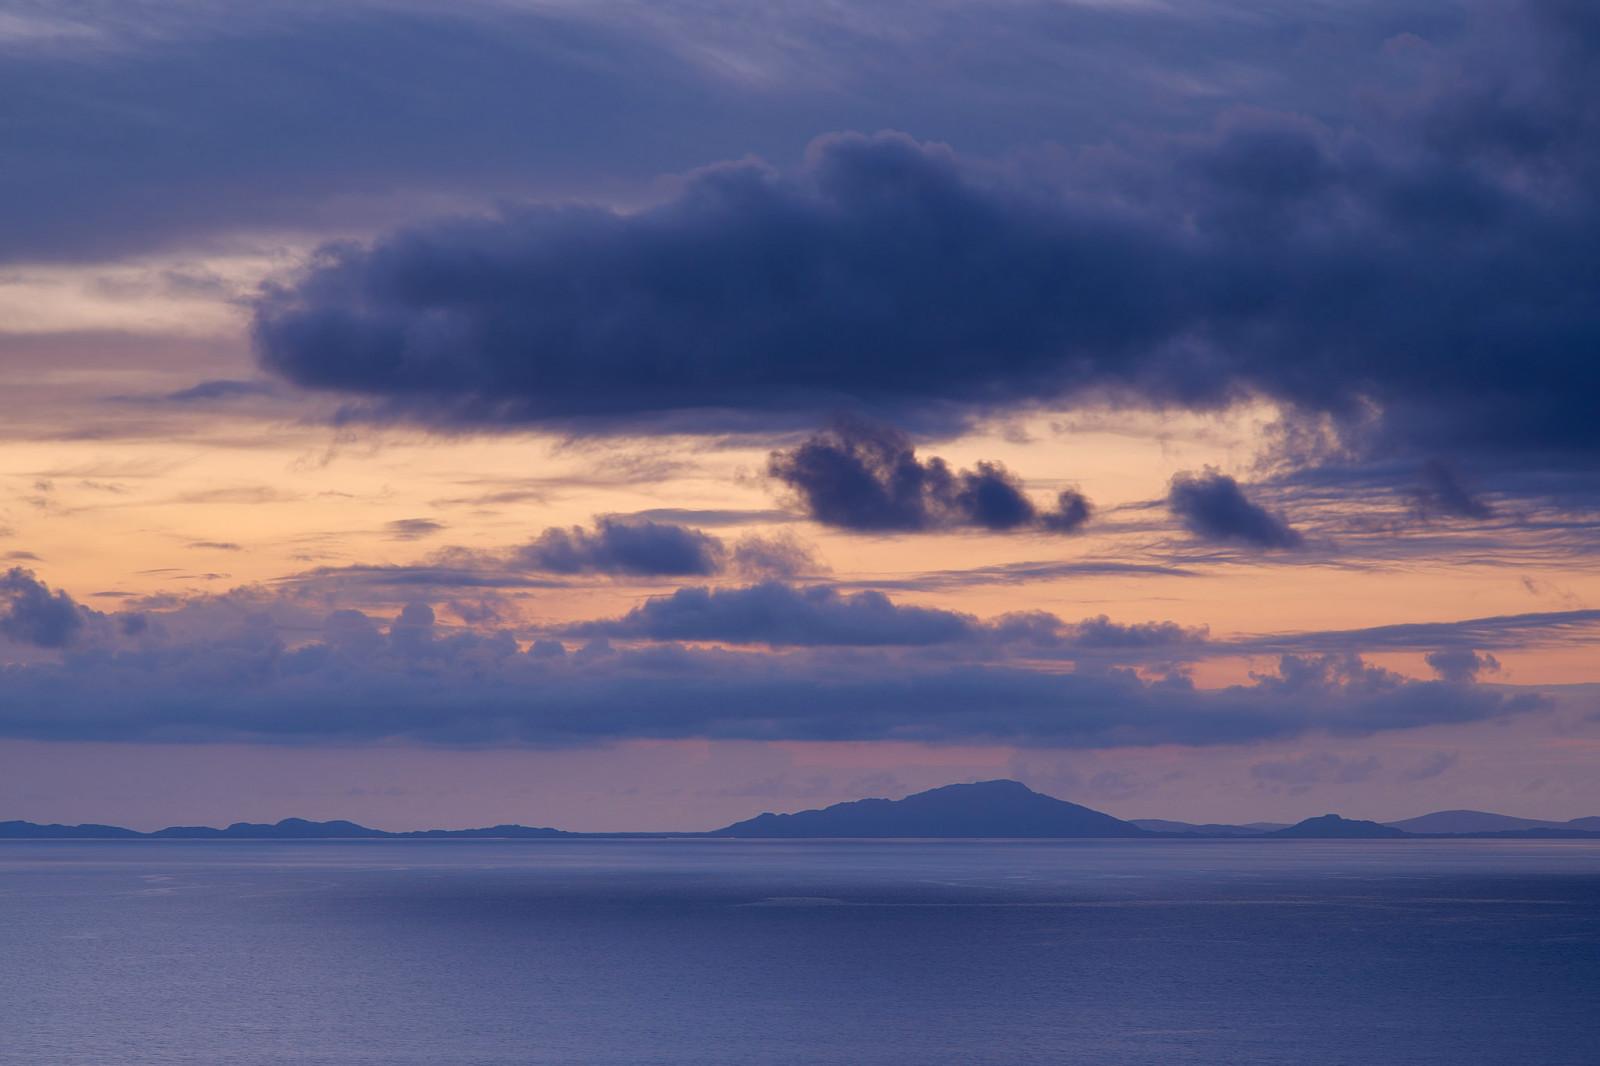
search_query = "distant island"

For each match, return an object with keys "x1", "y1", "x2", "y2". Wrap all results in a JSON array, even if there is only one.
[
  {"x1": 0, "y1": 817, "x2": 572, "y2": 840},
  {"x1": 5, "y1": 780, "x2": 1600, "y2": 840},
  {"x1": 708, "y1": 780, "x2": 1146, "y2": 838}
]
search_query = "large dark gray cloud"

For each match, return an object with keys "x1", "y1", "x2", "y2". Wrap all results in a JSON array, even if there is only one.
[
  {"x1": 252, "y1": 1, "x2": 1600, "y2": 462},
  {"x1": 1167, "y1": 471, "x2": 1302, "y2": 550},
  {"x1": 766, "y1": 418, "x2": 1091, "y2": 533}
]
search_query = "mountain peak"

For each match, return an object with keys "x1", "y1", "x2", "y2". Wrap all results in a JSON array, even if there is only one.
[
  {"x1": 709, "y1": 779, "x2": 1146, "y2": 838},
  {"x1": 1269, "y1": 814, "x2": 1407, "y2": 839}
]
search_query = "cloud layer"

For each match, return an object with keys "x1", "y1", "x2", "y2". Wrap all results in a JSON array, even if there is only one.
[{"x1": 254, "y1": 2, "x2": 1600, "y2": 464}]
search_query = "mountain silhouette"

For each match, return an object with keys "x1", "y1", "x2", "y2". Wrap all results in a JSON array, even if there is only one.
[
  {"x1": 0, "y1": 817, "x2": 569, "y2": 839},
  {"x1": 0, "y1": 819, "x2": 141, "y2": 839},
  {"x1": 1131, "y1": 819, "x2": 1288, "y2": 835},
  {"x1": 1268, "y1": 814, "x2": 1407, "y2": 838},
  {"x1": 708, "y1": 780, "x2": 1148, "y2": 838},
  {"x1": 1384, "y1": 810, "x2": 1600, "y2": 834}
]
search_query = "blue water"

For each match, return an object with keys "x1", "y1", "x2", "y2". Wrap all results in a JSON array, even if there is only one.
[{"x1": 3, "y1": 840, "x2": 1598, "y2": 1065}]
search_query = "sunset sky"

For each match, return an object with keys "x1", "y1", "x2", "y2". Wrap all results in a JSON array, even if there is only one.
[{"x1": 1, "y1": 0, "x2": 1597, "y2": 831}]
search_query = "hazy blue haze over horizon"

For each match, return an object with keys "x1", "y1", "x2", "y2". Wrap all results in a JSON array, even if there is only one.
[{"x1": 4, "y1": 840, "x2": 1598, "y2": 1065}]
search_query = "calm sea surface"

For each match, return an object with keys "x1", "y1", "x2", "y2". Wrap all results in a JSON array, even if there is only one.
[{"x1": 3, "y1": 839, "x2": 1598, "y2": 1065}]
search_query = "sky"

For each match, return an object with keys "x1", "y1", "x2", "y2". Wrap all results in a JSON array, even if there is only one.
[{"x1": 1, "y1": 0, "x2": 1597, "y2": 832}]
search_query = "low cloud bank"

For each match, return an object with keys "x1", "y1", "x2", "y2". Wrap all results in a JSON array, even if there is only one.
[{"x1": 0, "y1": 571, "x2": 1579, "y2": 747}]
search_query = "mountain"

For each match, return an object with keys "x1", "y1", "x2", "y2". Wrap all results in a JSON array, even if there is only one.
[
  {"x1": 0, "y1": 818, "x2": 569, "y2": 839},
  {"x1": 1385, "y1": 810, "x2": 1597, "y2": 834},
  {"x1": 398, "y1": 824, "x2": 570, "y2": 839},
  {"x1": 708, "y1": 780, "x2": 1148, "y2": 838},
  {"x1": 151, "y1": 818, "x2": 390, "y2": 839},
  {"x1": 1130, "y1": 819, "x2": 1284, "y2": 836},
  {"x1": 0, "y1": 820, "x2": 142, "y2": 839},
  {"x1": 1269, "y1": 814, "x2": 1408, "y2": 839}
]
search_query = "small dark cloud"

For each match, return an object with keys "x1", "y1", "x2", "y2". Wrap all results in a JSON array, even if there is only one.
[
  {"x1": 163, "y1": 380, "x2": 277, "y2": 403},
  {"x1": 1168, "y1": 470, "x2": 1301, "y2": 549},
  {"x1": 860, "y1": 559, "x2": 1199, "y2": 591},
  {"x1": 1409, "y1": 458, "x2": 1494, "y2": 519},
  {"x1": 729, "y1": 532, "x2": 823, "y2": 579},
  {"x1": 5, "y1": 552, "x2": 41, "y2": 561},
  {"x1": 447, "y1": 598, "x2": 505, "y2": 625},
  {"x1": 0, "y1": 568, "x2": 87, "y2": 648},
  {"x1": 1425, "y1": 646, "x2": 1500, "y2": 683},
  {"x1": 767, "y1": 417, "x2": 944, "y2": 531},
  {"x1": 1039, "y1": 490, "x2": 1092, "y2": 533},
  {"x1": 573, "y1": 581, "x2": 976, "y2": 647},
  {"x1": 1070, "y1": 615, "x2": 1208, "y2": 649},
  {"x1": 519, "y1": 518, "x2": 724, "y2": 577},
  {"x1": 187, "y1": 541, "x2": 243, "y2": 551},
  {"x1": 386, "y1": 518, "x2": 445, "y2": 541},
  {"x1": 1400, "y1": 751, "x2": 1458, "y2": 782},
  {"x1": 767, "y1": 417, "x2": 1090, "y2": 534},
  {"x1": 1228, "y1": 607, "x2": 1600, "y2": 657}
]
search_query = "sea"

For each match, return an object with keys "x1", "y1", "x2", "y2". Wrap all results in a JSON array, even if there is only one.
[{"x1": 3, "y1": 839, "x2": 1597, "y2": 1066}]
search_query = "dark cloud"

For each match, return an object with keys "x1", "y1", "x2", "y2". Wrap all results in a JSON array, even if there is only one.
[
  {"x1": 1039, "y1": 490, "x2": 1092, "y2": 533},
  {"x1": 625, "y1": 508, "x2": 794, "y2": 528},
  {"x1": 767, "y1": 418, "x2": 1090, "y2": 533},
  {"x1": 1230, "y1": 607, "x2": 1600, "y2": 656},
  {"x1": 1409, "y1": 458, "x2": 1494, "y2": 519},
  {"x1": 285, "y1": 564, "x2": 563, "y2": 591},
  {"x1": 163, "y1": 380, "x2": 277, "y2": 403},
  {"x1": 1167, "y1": 471, "x2": 1301, "y2": 549},
  {"x1": 518, "y1": 518, "x2": 725, "y2": 577},
  {"x1": 249, "y1": 4, "x2": 1600, "y2": 468},
  {"x1": 1069, "y1": 615, "x2": 1208, "y2": 650},
  {"x1": 1400, "y1": 751, "x2": 1459, "y2": 782},
  {"x1": 768, "y1": 418, "x2": 933, "y2": 531},
  {"x1": 728, "y1": 533, "x2": 822, "y2": 579},
  {"x1": 859, "y1": 559, "x2": 1199, "y2": 591},
  {"x1": 0, "y1": 568, "x2": 88, "y2": 648},
  {"x1": 573, "y1": 582, "x2": 977, "y2": 647},
  {"x1": 575, "y1": 584, "x2": 1191, "y2": 654},
  {"x1": 1425, "y1": 646, "x2": 1501, "y2": 683},
  {"x1": 386, "y1": 518, "x2": 445, "y2": 540}
]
